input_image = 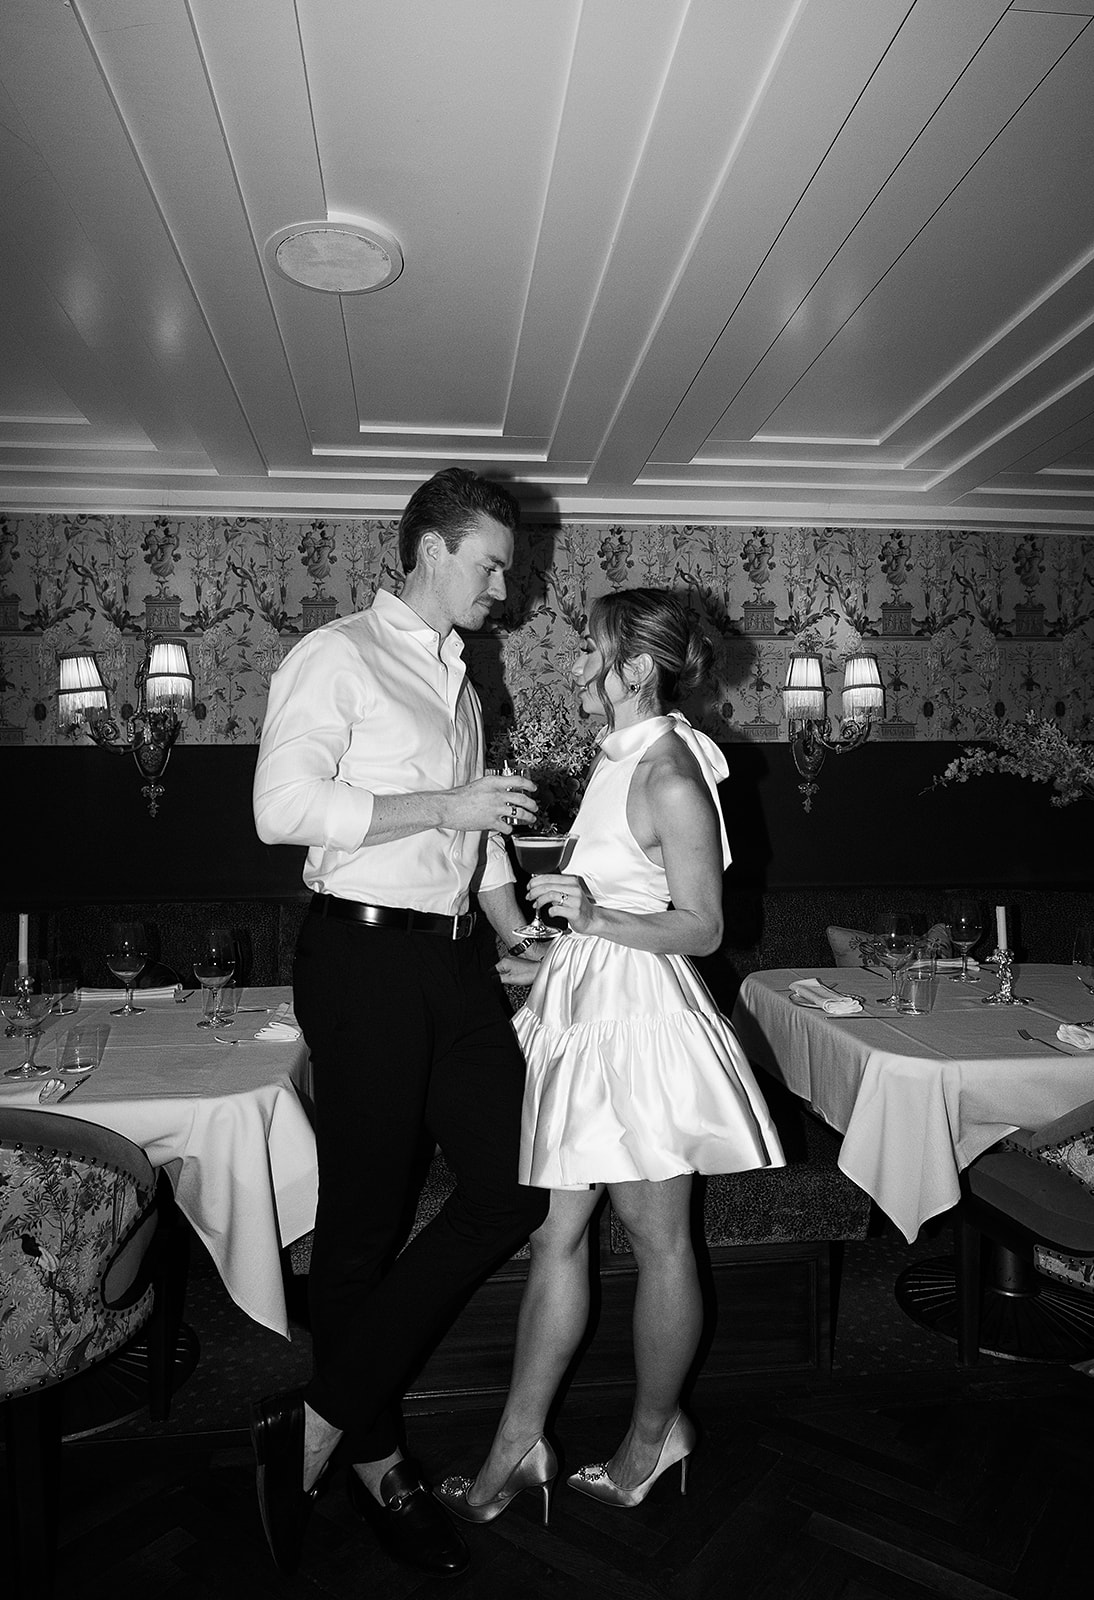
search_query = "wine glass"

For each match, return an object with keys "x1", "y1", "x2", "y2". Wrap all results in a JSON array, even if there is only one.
[
  {"x1": 946, "y1": 898, "x2": 983, "y2": 984},
  {"x1": 1073, "y1": 925, "x2": 1094, "y2": 1023},
  {"x1": 872, "y1": 912, "x2": 916, "y2": 1008},
  {"x1": 2, "y1": 961, "x2": 61, "y2": 1078},
  {"x1": 105, "y1": 921, "x2": 149, "y2": 1016},
  {"x1": 192, "y1": 927, "x2": 237, "y2": 1027},
  {"x1": 511, "y1": 834, "x2": 576, "y2": 942}
]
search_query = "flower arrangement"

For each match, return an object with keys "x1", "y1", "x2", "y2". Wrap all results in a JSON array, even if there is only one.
[
  {"x1": 934, "y1": 710, "x2": 1094, "y2": 807},
  {"x1": 489, "y1": 688, "x2": 600, "y2": 829}
]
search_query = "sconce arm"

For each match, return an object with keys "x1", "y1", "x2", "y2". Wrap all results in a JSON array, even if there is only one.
[
  {"x1": 82, "y1": 710, "x2": 132, "y2": 753},
  {"x1": 788, "y1": 715, "x2": 874, "y2": 812}
]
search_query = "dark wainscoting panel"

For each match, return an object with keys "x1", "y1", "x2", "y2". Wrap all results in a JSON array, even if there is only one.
[
  {"x1": 6, "y1": 745, "x2": 305, "y2": 907},
  {"x1": 720, "y1": 738, "x2": 1090, "y2": 892},
  {"x1": 3, "y1": 739, "x2": 1088, "y2": 914}
]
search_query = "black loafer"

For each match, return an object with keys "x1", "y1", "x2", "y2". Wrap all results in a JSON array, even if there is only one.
[
  {"x1": 250, "y1": 1389, "x2": 320, "y2": 1574},
  {"x1": 348, "y1": 1460, "x2": 470, "y2": 1577}
]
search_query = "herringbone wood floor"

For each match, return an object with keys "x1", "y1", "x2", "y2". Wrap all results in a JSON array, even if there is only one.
[{"x1": 43, "y1": 1360, "x2": 1091, "y2": 1600}]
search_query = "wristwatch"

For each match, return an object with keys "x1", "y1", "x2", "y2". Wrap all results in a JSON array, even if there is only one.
[{"x1": 508, "y1": 937, "x2": 537, "y2": 958}]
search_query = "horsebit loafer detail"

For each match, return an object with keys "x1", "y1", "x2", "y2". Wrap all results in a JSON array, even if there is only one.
[
  {"x1": 348, "y1": 1460, "x2": 470, "y2": 1577},
  {"x1": 250, "y1": 1389, "x2": 320, "y2": 1575}
]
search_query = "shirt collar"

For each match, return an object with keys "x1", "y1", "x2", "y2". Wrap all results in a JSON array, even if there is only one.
[{"x1": 372, "y1": 585, "x2": 465, "y2": 663}]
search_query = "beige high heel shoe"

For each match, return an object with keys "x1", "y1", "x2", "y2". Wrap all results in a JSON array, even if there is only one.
[
  {"x1": 567, "y1": 1411, "x2": 696, "y2": 1508},
  {"x1": 434, "y1": 1435, "x2": 557, "y2": 1525}
]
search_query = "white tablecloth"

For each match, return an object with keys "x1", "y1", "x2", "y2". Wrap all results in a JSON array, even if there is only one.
[
  {"x1": 731, "y1": 964, "x2": 1094, "y2": 1243},
  {"x1": 0, "y1": 987, "x2": 316, "y2": 1338}
]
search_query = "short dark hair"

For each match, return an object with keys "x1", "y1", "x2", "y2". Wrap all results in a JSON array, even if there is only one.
[
  {"x1": 398, "y1": 468, "x2": 520, "y2": 572},
  {"x1": 589, "y1": 588, "x2": 714, "y2": 726}
]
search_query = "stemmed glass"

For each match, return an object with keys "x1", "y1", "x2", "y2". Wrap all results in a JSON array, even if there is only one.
[
  {"x1": 511, "y1": 834, "x2": 576, "y2": 942},
  {"x1": 105, "y1": 921, "x2": 149, "y2": 1016},
  {"x1": 871, "y1": 913, "x2": 916, "y2": 1008},
  {"x1": 946, "y1": 898, "x2": 983, "y2": 984},
  {"x1": 2, "y1": 961, "x2": 62, "y2": 1078},
  {"x1": 1073, "y1": 925, "x2": 1094, "y2": 1023},
  {"x1": 192, "y1": 928, "x2": 236, "y2": 1028}
]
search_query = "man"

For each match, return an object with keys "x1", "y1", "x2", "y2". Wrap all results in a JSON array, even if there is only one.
[{"x1": 251, "y1": 468, "x2": 548, "y2": 1579}]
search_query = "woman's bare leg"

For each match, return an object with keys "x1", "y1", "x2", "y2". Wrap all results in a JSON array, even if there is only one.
[
  {"x1": 467, "y1": 1185, "x2": 603, "y2": 1504},
  {"x1": 602, "y1": 1174, "x2": 701, "y2": 1490}
]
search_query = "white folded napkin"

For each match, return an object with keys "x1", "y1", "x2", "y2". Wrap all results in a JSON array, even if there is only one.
[
  {"x1": 935, "y1": 958, "x2": 980, "y2": 974},
  {"x1": 1057, "y1": 1023, "x2": 1094, "y2": 1050},
  {"x1": 77, "y1": 985, "x2": 180, "y2": 1003},
  {"x1": 38, "y1": 1077, "x2": 79, "y2": 1104},
  {"x1": 254, "y1": 1002, "x2": 301, "y2": 1042},
  {"x1": 788, "y1": 979, "x2": 863, "y2": 1015}
]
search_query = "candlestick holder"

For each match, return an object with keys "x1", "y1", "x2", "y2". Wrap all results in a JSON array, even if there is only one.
[{"x1": 980, "y1": 947, "x2": 1031, "y2": 1006}]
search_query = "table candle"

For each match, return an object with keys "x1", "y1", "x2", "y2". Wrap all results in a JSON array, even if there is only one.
[
  {"x1": 995, "y1": 904, "x2": 1008, "y2": 951},
  {"x1": 18, "y1": 912, "x2": 28, "y2": 974}
]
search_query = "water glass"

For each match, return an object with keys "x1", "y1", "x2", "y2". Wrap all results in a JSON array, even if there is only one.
[
  {"x1": 56, "y1": 1023, "x2": 110, "y2": 1074},
  {"x1": 899, "y1": 951, "x2": 938, "y2": 1015},
  {"x1": 212, "y1": 984, "x2": 240, "y2": 1026}
]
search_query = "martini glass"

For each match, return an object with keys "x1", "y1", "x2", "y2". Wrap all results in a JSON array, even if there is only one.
[
  {"x1": 872, "y1": 912, "x2": 916, "y2": 1008},
  {"x1": 512, "y1": 835, "x2": 575, "y2": 942},
  {"x1": 2, "y1": 961, "x2": 61, "y2": 1078}
]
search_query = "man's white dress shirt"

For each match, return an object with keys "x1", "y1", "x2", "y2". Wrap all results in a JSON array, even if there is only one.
[{"x1": 254, "y1": 588, "x2": 514, "y2": 914}]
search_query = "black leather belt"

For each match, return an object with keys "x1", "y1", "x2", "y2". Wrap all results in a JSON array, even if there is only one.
[{"x1": 310, "y1": 893, "x2": 475, "y2": 940}]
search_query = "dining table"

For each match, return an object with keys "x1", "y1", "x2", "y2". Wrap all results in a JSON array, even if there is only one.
[
  {"x1": 0, "y1": 984, "x2": 317, "y2": 1341},
  {"x1": 730, "y1": 963, "x2": 1094, "y2": 1245}
]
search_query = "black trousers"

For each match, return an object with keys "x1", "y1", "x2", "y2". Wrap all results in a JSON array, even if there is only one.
[{"x1": 294, "y1": 907, "x2": 547, "y2": 1461}]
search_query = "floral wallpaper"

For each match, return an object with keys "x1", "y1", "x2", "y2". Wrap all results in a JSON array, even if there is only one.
[{"x1": 0, "y1": 512, "x2": 1091, "y2": 750}]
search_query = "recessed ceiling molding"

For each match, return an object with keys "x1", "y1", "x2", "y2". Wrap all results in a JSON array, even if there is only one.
[
  {"x1": 638, "y1": 475, "x2": 925, "y2": 493},
  {"x1": 969, "y1": 484, "x2": 1094, "y2": 497},
  {"x1": 265, "y1": 216, "x2": 404, "y2": 294},
  {"x1": 695, "y1": 456, "x2": 898, "y2": 470},
  {"x1": 266, "y1": 467, "x2": 590, "y2": 485},
  {"x1": 751, "y1": 435, "x2": 885, "y2": 448},
  {"x1": 311, "y1": 446, "x2": 549, "y2": 462},
  {"x1": 0, "y1": 415, "x2": 90, "y2": 427},
  {"x1": 356, "y1": 424, "x2": 506, "y2": 437}
]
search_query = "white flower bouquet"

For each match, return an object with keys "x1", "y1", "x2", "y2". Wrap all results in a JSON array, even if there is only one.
[{"x1": 934, "y1": 710, "x2": 1094, "y2": 807}]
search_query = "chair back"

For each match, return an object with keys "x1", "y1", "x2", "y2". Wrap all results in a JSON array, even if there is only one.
[{"x1": 0, "y1": 1109, "x2": 160, "y2": 1403}]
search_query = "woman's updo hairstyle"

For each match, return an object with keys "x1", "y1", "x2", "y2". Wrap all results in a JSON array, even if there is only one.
[{"x1": 588, "y1": 588, "x2": 714, "y2": 726}]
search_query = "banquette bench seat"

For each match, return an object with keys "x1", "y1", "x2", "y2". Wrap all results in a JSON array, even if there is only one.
[{"x1": 31, "y1": 883, "x2": 1090, "y2": 992}]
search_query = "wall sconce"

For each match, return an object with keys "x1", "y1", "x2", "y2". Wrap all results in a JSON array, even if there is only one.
[
  {"x1": 782, "y1": 652, "x2": 883, "y2": 812},
  {"x1": 58, "y1": 633, "x2": 195, "y2": 816}
]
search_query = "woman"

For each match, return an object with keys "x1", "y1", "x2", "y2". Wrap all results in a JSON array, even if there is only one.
[{"x1": 436, "y1": 588, "x2": 784, "y2": 1522}]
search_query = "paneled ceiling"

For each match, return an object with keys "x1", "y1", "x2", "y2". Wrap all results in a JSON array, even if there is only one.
[{"x1": 2, "y1": 0, "x2": 1094, "y2": 529}]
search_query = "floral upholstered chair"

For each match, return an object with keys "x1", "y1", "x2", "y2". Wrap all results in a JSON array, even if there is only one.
[{"x1": 1, "y1": 1108, "x2": 161, "y2": 1595}]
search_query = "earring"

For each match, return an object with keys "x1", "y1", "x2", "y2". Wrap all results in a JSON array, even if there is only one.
[{"x1": 628, "y1": 681, "x2": 640, "y2": 695}]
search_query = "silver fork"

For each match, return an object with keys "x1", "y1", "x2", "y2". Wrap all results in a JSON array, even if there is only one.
[{"x1": 1017, "y1": 1026, "x2": 1069, "y2": 1055}]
